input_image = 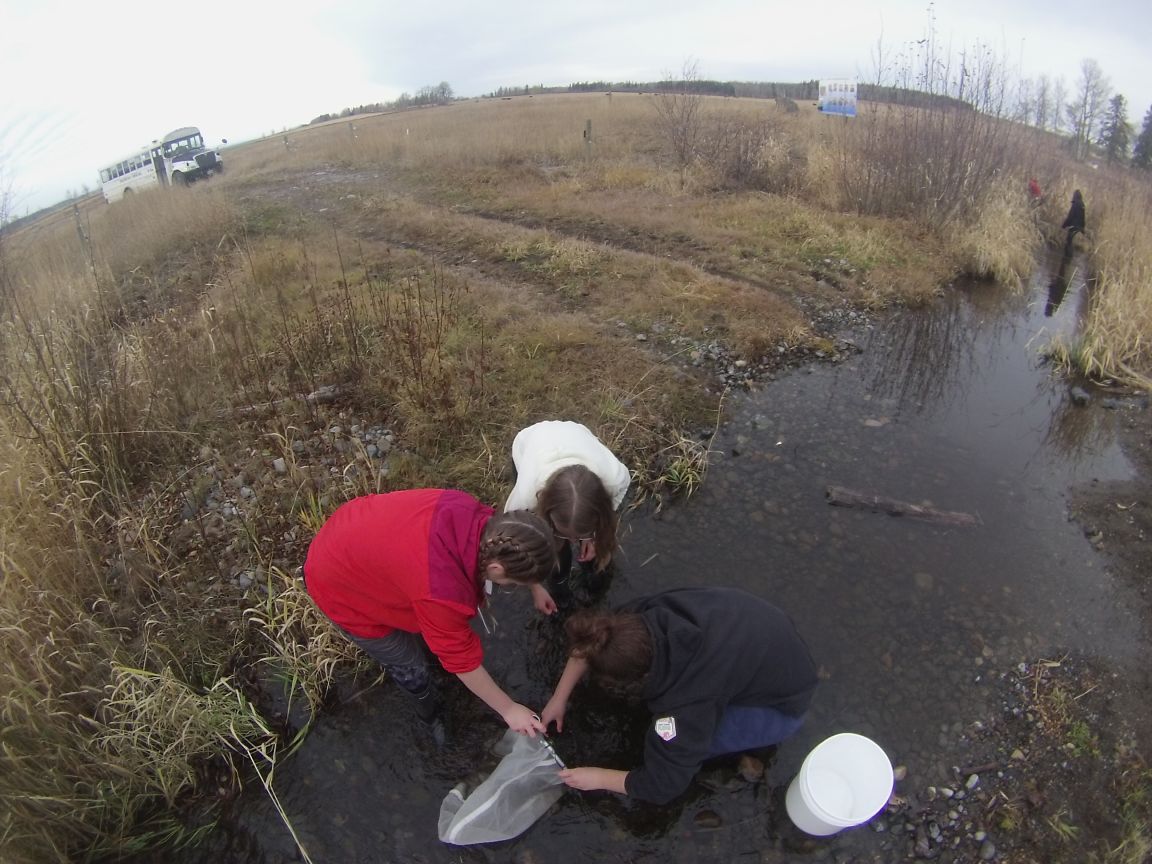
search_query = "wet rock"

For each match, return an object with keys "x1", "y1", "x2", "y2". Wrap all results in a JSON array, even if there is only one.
[
  {"x1": 1069, "y1": 387, "x2": 1090, "y2": 406},
  {"x1": 693, "y1": 809, "x2": 722, "y2": 829},
  {"x1": 979, "y1": 838, "x2": 998, "y2": 860},
  {"x1": 181, "y1": 492, "x2": 200, "y2": 520},
  {"x1": 737, "y1": 754, "x2": 764, "y2": 782},
  {"x1": 914, "y1": 823, "x2": 938, "y2": 858}
]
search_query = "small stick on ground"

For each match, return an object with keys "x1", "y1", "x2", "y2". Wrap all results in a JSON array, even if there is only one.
[{"x1": 825, "y1": 486, "x2": 982, "y2": 527}]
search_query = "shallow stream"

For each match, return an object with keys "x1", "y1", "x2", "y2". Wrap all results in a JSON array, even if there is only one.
[{"x1": 186, "y1": 248, "x2": 1150, "y2": 863}]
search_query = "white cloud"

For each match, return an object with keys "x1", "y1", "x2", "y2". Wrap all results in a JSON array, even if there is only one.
[{"x1": 2, "y1": 0, "x2": 1148, "y2": 216}]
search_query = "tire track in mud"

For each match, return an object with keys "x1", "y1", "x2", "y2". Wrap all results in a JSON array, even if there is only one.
[
  {"x1": 453, "y1": 204, "x2": 814, "y2": 296},
  {"x1": 233, "y1": 167, "x2": 856, "y2": 394},
  {"x1": 238, "y1": 166, "x2": 834, "y2": 321}
]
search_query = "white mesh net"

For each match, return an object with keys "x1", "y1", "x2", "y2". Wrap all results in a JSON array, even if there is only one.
[{"x1": 437, "y1": 729, "x2": 565, "y2": 845}]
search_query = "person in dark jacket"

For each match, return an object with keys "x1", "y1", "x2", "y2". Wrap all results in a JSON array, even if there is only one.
[
  {"x1": 540, "y1": 587, "x2": 818, "y2": 804},
  {"x1": 1061, "y1": 189, "x2": 1086, "y2": 251}
]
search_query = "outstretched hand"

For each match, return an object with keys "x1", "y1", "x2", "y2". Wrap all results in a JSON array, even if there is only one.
[
  {"x1": 575, "y1": 538, "x2": 597, "y2": 563},
  {"x1": 503, "y1": 703, "x2": 545, "y2": 737},
  {"x1": 558, "y1": 766, "x2": 628, "y2": 794},
  {"x1": 540, "y1": 697, "x2": 566, "y2": 733},
  {"x1": 531, "y1": 583, "x2": 558, "y2": 616}
]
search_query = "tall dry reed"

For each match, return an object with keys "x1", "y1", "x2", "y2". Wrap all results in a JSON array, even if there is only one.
[
  {"x1": 1051, "y1": 175, "x2": 1152, "y2": 386},
  {"x1": 2, "y1": 77, "x2": 1150, "y2": 863}
]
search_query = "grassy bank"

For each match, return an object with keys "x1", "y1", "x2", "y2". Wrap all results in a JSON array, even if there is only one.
[{"x1": 2, "y1": 91, "x2": 1148, "y2": 862}]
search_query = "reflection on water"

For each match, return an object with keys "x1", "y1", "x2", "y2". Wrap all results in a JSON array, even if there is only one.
[
  {"x1": 856, "y1": 250, "x2": 1121, "y2": 479},
  {"x1": 179, "y1": 256, "x2": 1149, "y2": 864}
]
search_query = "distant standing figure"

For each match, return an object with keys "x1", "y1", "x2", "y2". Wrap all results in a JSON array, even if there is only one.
[
  {"x1": 1061, "y1": 189, "x2": 1086, "y2": 251},
  {"x1": 1028, "y1": 177, "x2": 1043, "y2": 201}
]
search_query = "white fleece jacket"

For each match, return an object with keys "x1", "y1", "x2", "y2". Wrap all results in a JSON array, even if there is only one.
[{"x1": 503, "y1": 421, "x2": 631, "y2": 513}]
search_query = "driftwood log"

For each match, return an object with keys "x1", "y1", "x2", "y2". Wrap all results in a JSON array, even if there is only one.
[
  {"x1": 218, "y1": 384, "x2": 344, "y2": 419},
  {"x1": 826, "y1": 485, "x2": 982, "y2": 528}
]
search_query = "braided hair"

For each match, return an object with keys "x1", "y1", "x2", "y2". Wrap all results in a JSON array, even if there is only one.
[{"x1": 478, "y1": 509, "x2": 557, "y2": 584}]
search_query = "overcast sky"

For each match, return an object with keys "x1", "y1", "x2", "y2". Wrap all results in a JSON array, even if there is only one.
[{"x1": 2, "y1": 0, "x2": 1149, "y2": 216}]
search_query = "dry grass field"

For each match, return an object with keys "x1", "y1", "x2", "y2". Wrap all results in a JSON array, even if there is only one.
[{"x1": 1, "y1": 91, "x2": 1149, "y2": 862}]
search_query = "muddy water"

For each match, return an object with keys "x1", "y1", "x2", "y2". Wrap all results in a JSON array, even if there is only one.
[{"x1": 188, "y1": 248, "x2": 1150, "y2": 863}]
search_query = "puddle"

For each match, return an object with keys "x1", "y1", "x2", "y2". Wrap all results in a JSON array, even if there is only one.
[{"x1": 177, "y1": 248, "x2": 1150, "y2": 862}]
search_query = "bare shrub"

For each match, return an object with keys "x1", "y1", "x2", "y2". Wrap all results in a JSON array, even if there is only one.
[
  {"x1": 651, "y1": 60, "x2": 706, "y2": 188},
  {"x1": 836, "y1": 29, "x2": 1021, "y2": 232},
  {"x1": 696, "y1": 111, "x2": 811, "y2": 195}
]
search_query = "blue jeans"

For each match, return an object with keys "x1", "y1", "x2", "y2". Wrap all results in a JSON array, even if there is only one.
[{"x1": 710, "y1": 705, "x2": 806, "y2": 756}]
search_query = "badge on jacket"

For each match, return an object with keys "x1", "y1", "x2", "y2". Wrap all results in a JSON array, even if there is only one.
[{"x1": 654, "y1": 716, "x2": 677, "y2": 741}]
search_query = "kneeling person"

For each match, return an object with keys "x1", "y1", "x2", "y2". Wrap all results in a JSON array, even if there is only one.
[{"x1": 541, "y1": 587, "x2": 817, "y2": 803}]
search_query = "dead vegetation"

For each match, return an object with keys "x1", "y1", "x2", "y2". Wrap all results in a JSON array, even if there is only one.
[{"x1": 1, "y1": 89, "x2": 1149, "y2": 862}]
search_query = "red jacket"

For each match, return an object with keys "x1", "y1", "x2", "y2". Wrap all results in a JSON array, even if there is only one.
[{"x1": 304, "y1": 489, "x2": 492, "y2": 673}]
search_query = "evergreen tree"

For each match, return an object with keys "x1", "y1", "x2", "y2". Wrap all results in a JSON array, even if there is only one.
[
  {"x1": 1098, "y1": 93, "x2": 1132, "y2": 163},
  {"x1": 1133, "y1": 104, "x2": 1152, "y2": 171}
]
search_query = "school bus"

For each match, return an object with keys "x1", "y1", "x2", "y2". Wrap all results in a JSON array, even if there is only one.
[{"x1": 98, "y1": 126, "x2": 224, "y2": 203}]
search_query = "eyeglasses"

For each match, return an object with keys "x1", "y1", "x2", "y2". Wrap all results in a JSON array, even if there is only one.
[{"x1": 548, "y1": 517, "x2": 594, "y2": 545}]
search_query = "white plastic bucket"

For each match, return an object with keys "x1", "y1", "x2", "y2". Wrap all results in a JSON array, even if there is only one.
[{"x1": 785, "y1": 733, "x2": 894, "y2": 836}]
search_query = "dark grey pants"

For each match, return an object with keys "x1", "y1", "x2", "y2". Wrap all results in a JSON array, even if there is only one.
[{"x1": 341, "y1": 626, "x2": 432, "y2": 696}]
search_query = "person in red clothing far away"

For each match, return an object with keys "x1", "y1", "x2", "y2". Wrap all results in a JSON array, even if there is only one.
[{"x1": 303, "y1": 489, "x2": 558, "y2": 742}]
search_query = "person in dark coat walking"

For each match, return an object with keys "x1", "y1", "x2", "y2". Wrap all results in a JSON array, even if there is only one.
[{"x1": 1061, "y1": 189, "x2": 1086, "y2": 251}]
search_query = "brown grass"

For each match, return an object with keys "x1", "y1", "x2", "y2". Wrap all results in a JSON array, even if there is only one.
[{"x1": 2, "y1": 89, "x2": 1149, "y2": 862}]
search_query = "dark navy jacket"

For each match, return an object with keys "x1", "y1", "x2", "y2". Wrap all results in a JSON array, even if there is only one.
[{"x1": 620, "y1": 588, "x2": 817, "y2": 804}]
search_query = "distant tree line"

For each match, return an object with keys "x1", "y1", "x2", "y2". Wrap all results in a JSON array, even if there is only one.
[
  {"x1": 306, "y1": 68, "x2": 1152, "y2": 173},
  {"x1": 310, "y1": 82, "x2": 454, "y2": 125},
  {"x1": 486, "y1": 78, "x2": 973, "y2": 110}
]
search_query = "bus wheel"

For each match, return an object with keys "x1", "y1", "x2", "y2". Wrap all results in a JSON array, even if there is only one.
[
  {"x1": 171, "y1": 172, "x2": 187, "y2": 187},
  {"x1": 122, "y1": 188, "x2": 133, "y2": 197}
]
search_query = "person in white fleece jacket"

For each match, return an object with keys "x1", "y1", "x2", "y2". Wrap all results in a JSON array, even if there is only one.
[{"x1": 504, "y1": 421, "x2": 631, "y2": 615}]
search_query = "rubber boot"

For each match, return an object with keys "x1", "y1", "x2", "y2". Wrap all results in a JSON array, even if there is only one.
[{"x1": 412, "y1": 680, "x2": 447, "y2": 749}]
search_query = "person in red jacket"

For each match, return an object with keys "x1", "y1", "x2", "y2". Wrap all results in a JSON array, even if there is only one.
[{"x1": 304, "y1": 489, "x2": 557, "y2": 739}]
